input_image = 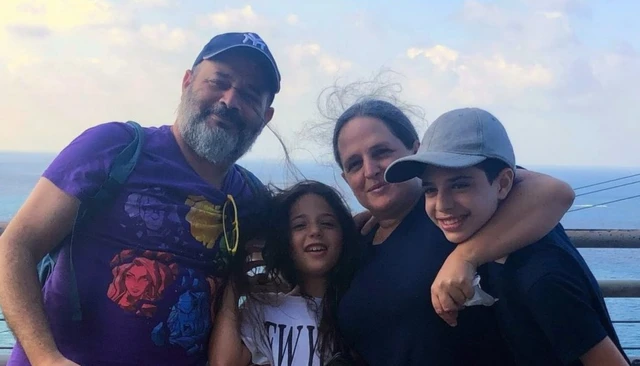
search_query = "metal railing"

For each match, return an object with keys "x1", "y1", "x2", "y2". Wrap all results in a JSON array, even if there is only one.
[
  {"x1": 567, "y1": 229, "x2": 640, "y2": 361},
  {"x1": 568, "y1": 229, "x2": 640, "y2": 299},
  {"x1": 568, "y1": 229, "x2": 640, "y2": 249}
]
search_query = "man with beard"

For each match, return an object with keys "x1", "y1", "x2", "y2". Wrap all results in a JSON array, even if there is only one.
[{"x1": 0, "y1": 32, "x2": 280, "y2": 366}]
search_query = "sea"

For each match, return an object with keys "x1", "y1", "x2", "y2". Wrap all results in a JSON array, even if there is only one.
[{"x1": 0, "y1": 151, "x2": 639, "y2": 357}]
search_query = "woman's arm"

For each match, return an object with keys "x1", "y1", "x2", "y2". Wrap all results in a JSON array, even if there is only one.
[
  {"x1": 208, "y1": 283, "x2": 253, "y2": 366},
  {"x1": 431, "y1": 169, "x2": 575, "y2": 326}
]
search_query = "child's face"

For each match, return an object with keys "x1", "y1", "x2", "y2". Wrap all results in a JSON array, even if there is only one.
[
  {"x1": 421, "y1": 165, "x2": 513, "y2": 244},
  {"x1": 289, "y1": 193, "x2": 343, "y2": 279}
]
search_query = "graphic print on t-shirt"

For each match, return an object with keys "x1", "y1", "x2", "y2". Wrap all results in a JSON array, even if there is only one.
[
  {"x1": 124, "y1": 187, "x2": 184, "y2": 245},
  {"x1": 241, "y1": 296, "x2": 325, "y2": 366},
  {"x1": 185, "y1": 194, "x2": 225, "y2": 249},
  {"x1": 185, "y1": 194, "x2": 237, "y2": 271},
  {"x1": 265, "y1": 321, "x2": 319, "y2": 366},
  {"x1": 151, "y1": 270, "x2": 221, "y2": 355},
  {"x1": 107, "y1": 249, "x2": 179, "y2": 317},
  {"x1": 106, "y1": 188, "x2": 231, "y2": 355}
]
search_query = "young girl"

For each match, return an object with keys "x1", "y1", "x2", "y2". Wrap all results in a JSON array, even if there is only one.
[{"x1": 208, "y1": 180, "x2": 362, "y2": 366}]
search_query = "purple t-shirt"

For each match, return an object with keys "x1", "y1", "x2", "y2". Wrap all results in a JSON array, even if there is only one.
[{"x1": 9, "y1": 122, "x2": 261, "y2": 365}]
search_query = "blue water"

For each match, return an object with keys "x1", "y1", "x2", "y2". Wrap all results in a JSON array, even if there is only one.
[{"x1": 0, "y1": 152, "x2": 639, "y2": 356}]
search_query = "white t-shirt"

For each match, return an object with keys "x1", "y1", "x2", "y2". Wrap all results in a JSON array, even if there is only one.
[{"x1": 240, "y1": 293, "x2": 323, "y2": 366}]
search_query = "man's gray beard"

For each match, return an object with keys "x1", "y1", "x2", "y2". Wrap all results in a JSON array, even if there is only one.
[{"x1": 176, "y1": 88, "x2": 260, "y2": 166}]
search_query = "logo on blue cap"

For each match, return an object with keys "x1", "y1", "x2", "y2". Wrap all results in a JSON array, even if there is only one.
[{"x1": 242, "y1": 33, "x2": 267, "y2": 51}]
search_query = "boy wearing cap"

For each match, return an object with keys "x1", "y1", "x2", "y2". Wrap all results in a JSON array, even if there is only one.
[
  {"x1": 0, "y1": 32, "x2": 280, "y2": 366},
  {"x1": 385, "y1": 108, "x2": 629, "y2": 366}
]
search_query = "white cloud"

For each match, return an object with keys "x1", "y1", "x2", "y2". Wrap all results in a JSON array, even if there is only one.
[
  {"x1": 4, "y1": 50, "x2": 41, "y2": 74},
  {"x1": 286, "y1": 14, "x2": 299, "y2": 25},
  {"x1": 0, "y1": 0, "x2": 115, "y2": 33},
  {"x1": 479, "y1": 55, "x2": 554, "y2": 88},
  {"x1": 290, "y1": 43, "x2": 321, "y2": 60},
  {"x1": 407, "y1": 45, "x2": 459, "y2": 70},
  {"x1": 541, "y1": 11, "x2": 564, "y2": 19},
  {"x1": 459, "y1": 0, "x2": 511, "y2": 28},
  {"x1": 1, "y1": 50, "x2": 182, "y2": 152},
  {"x1": 405, "y1": 44, "x2": 554, "y2": 105},
  {"x1": 103, "y1": 27, "x2": 134, "y2": 46},
  {"x1": 131, "y1": 0, "x2": 171, "y2": 7},
  {"x1": 139, "y1": 24, "x2": 190, "y2": 52},
  {"x1": 99, "y1": 23, "x2": 191, "y2": 52},
  {"x1": 288, "y1": 43, "x2": 352, "y2": 75},
  {"x1": 84, "y1": 56, "x2": 128, "y2": 75},
  {"x1": 524, "y1": 0, "x2": 591, "y2": 18},
  {"x1": 458, "y1": 0, "x2": 579, "y2": 52},
  {"x1": 204, "y1": 5, "x2": 266, "y2": 31},
  {"x1": 318, "y1": 55, "x2": 352, "y2": 75}
]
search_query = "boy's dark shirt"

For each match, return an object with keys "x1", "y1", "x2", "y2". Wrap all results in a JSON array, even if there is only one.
[{"x1": 482, "y1": 224, "x2": 629, "y2": 365}]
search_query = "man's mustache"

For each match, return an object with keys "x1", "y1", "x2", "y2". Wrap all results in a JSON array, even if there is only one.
[{"x1": 198, "y1": 103, "x2": 245, "y2": 129}]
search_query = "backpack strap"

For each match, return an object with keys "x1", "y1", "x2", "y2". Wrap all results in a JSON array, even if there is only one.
[
  {"x1": 77, "y1": 121, "x2": 145, "y2": 222},
  {"x1": 235, "y1": 165, "x2": 265, "y2": 199},
  {"x1": 54, "y1": 121, "x2": 145, "y2": 322}
]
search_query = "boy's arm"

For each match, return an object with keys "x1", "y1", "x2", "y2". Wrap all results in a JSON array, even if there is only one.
[
  {"x1": 208, "y1": 283, "x2": 253, "y2": 366},
  {"x1": 526, "y1": 273, "x2": 629, "y2": 365},
  {"x1": 431, "y1": 169, "x2": 575, "y2": 325},
  {"x1": 0, "y1": 179, "x2": 80, "y2": 366},
  {"x1": 580, "y1": 337, "x2": 630, "y2": 366}
]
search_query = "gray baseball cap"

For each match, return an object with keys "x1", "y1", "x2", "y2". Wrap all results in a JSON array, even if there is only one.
[{"x1": 384, "y1": 107, "x2": 516, "y2": 183}]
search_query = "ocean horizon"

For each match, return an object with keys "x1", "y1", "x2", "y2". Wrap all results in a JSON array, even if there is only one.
[
  {"x1": 0, "y1": 151, "x2": 639, "y2": 356},
  {"x1": 2, "y1": 150, "x2": 639, "y2": 229}
]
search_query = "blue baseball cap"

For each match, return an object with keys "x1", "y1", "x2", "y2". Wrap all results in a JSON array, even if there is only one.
[{"x1": 193, "y1": 32, "x2": 281, "y2": 94}]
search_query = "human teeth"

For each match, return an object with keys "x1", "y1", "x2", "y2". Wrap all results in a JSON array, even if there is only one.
[
  {"x1": 307, "y1": 246, "x2": 327, "y2": 252},
  {"x1": 441, "y1": 217, "x2": 463, "y2": 225}
]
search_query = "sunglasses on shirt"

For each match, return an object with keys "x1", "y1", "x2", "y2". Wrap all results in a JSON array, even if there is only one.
[{"x1": 222, "y1": 194, "x2": 239, "y2": 256}]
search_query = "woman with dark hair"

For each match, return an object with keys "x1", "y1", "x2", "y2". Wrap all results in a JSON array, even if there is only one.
[
  {"x1": 208, "y1": 180, "x2": 362, "y2": 366},
  {"x1": 331, "y1": 97, "x2": 576, "y2": 365}
]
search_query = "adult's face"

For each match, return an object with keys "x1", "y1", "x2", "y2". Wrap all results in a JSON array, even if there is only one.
[
  {"x1": 337, "y1": 116, "x2": 420, "y2": 218},
  {"x1": 176, "y1": 48, "x2": 275, "y2": 165}
]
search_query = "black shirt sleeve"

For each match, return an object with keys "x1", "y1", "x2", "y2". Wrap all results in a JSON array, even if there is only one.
[{"x1": 524, "y1": 272, "x2": 608, "y2": 365}]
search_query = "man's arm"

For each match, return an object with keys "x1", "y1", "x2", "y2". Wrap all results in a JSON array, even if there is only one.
[
  {"x1": 0, "y1": 178, "x2": 80, "y2": 366},
  {"x1": 431, "y1": 169, "x2": 575, "y2": 325}
]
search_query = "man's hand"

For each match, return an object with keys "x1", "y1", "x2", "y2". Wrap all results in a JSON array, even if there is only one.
[
  {"x1": 37, "y1": 352, "x2": 80, "y2": 366},
  {"x1": 49, "y1": 358, "x2": 80, "y2": 366},
  {"x1": 431, "y1": 250, "x2": 477, "y2": 327},
  {"x1": 353, "y1": 210, "x2": 377, "y2": 235}
]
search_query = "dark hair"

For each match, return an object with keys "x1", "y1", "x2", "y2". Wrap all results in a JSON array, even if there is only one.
[
  {"x1": 475, "y1": 158, "x2": 511, "y2": 183},
  {"x1": 331, "y1": 99, "x2": 420, "y2": 169},
  {"x1": 223, "y1": 179, "x2": 274, "y2": 310},
  {"x1": 262, "y1": 180, "x2": 361, "y2": 360}
]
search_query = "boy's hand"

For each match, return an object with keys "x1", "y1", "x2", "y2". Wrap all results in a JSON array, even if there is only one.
[{"x1": 431, "y1": 250, "x2": 476, "y2": 326}]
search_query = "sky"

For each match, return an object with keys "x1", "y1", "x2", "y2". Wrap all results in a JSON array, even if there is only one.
[{"x1": 1, "y1": 0, "x2": 639, "y2": 167}]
